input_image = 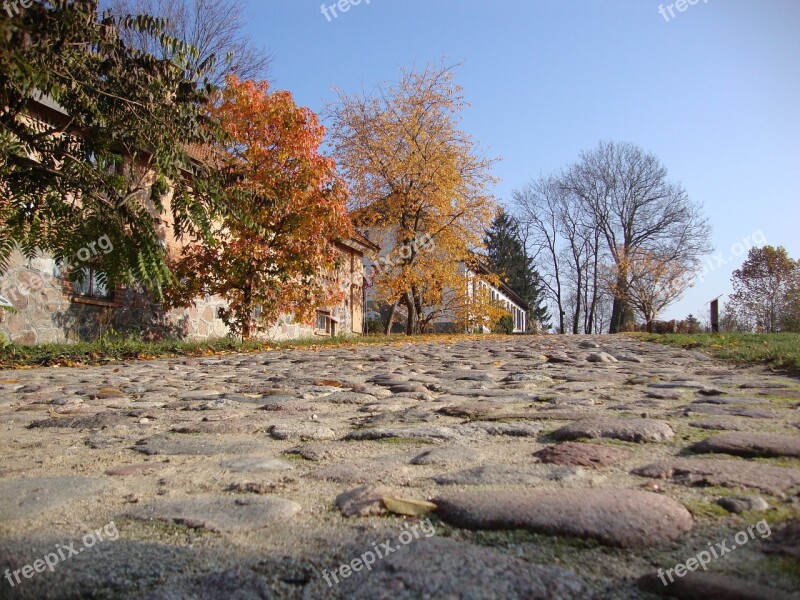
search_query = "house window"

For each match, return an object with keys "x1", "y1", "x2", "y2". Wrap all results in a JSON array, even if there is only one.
[
  {"x1": 316, "y1": 311, "x2": 332, "y2": 335},
  {"x1": 72, "y1": 267, "x2": 112, "y2": 300}
]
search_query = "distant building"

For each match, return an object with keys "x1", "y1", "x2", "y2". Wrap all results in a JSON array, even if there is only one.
[
  {"x1": 467, "y1": 261, "x2": 530, "y2": 333},
  {"x1": 364, "y1": 255, "x2": 530, "y2": 334}
]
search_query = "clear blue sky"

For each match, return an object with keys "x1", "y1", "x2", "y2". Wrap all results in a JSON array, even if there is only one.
[{"x1": 242, "y1": 0, "x2": 800, "y2": 322}]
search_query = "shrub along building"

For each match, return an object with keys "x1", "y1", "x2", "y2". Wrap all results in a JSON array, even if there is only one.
[{"x1": 0, "y1": 96, "x2": 380, "y2": 344}]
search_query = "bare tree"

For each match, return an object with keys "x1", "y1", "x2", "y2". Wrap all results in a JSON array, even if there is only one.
[
  {"x1": 556, "y1": 189, "x2": 598, "y2": 334},
  {"x1": 513, "y1": 176, "x2": 567, "y2": 334},
  {"x1": 513, "y1": 142, "x2": 710, "y2": 335},
  {"x1": 514, "y1": 175, "x2": 604, "y2": 334},
  {"x1": 583, "y1": 223, "x2": 603, "y2": 333},
  {"x1": 105, "y1": 0, "x2": 271, "y2": 86},
  {"x1": 562, "y1": 141, "x2": 712, "y2": 333}
]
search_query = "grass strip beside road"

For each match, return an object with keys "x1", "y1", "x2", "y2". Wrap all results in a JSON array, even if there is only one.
[
  {"x1": 631, "y1": 332, "x2": 800, "y2": 374},
  {"x1": 0, "y1": 333, "x2": 490, "y2": 370}
]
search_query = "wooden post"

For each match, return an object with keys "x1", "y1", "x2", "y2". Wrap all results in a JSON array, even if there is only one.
[{"x1": 710, "y1": 298, "x2": 719, "y2": 333}]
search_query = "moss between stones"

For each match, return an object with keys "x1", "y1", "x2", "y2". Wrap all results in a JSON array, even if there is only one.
[
  {"x1": 376, "y1": 437, "x2": 434, "y2": 445},
  {"x1": 281, "y1": 453, "x2": 308, "y2": 461},
  {"x1": 764, "y1": 556, "x2": 800, "y2": 580},
  {"x1": 680, "y1": 497, "x2": 730, "y2": 519},
  {"x1": 750, "y1": 456, "x2": 800, "y2": 469},
  {"x1": 114, "y1": 517, "x2": 215, "y2": 544},
  {"x1": 759, "y1": 505, "x2": 800, "y2": 526},
  {"x1": 752, "y1": 393, "x2": 800, "y2": 406}
]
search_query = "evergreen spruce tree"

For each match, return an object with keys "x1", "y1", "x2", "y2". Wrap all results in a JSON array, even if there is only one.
[{"x1": 485, "y1": 210, "x2": 550, "y2": 330}]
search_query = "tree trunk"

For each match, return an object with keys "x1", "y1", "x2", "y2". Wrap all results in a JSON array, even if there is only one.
[
  {"x1": 587, "y1": 241, "x2": 600, "y2": 333},
  {"x1": 413, "y1": 285, "x2": 425, "y2": 334},
  {"x1": 555, "y1": 278, "x2": 565, "y2": 335},
  {"x1": 572, "y1": 267, "x2": 582, "y2": 335},
  {"x1": 404, "y1": 292, "x2": 417, "y2": 335},
  {"x1": 242, "y1": 284, "x2": 252, "y2": 341},
  {"x1": 609, "y1": 270, "x2": 629, "y2": 333},
  {"x1": 384, "y1": 299, "x2": 399, "y2": 334},
  {"x1": 610, "y1": 297, "x2": 635, "y2": 333},
  {"x1": 610, "y1": 297, "x2": 623, "y2": 334}
]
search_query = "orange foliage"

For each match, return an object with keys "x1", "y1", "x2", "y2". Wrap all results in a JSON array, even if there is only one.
[{"x1": 166, "y1": 77, "x2": 352, "y2": 338}]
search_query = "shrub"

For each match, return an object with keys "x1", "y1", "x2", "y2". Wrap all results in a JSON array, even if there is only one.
[{"x1": 492, "y1": 314, "x2": 514, "y2": 335}]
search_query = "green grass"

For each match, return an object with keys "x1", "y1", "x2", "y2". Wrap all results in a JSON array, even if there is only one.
[
  {"x1": 630, "y1": 332, "x2": 800, "y2": 374},
  {"x1": 0, "y1": 332, "x2": 492, "y2": 370}
]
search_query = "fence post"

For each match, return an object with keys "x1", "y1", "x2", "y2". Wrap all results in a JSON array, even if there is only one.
[{"x1": 710, "y1": 298, "x2": 719, "y2": 333}]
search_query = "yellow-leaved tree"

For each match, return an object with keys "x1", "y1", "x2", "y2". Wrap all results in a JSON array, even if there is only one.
[
  {"x1": 330, "y1": 64, "x2": 504, "y2": 334},
  {"x1": 605, "y1": 248, "x2": 694, "y2": 332}
]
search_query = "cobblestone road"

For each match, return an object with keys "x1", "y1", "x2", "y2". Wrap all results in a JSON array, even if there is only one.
[{"x1": 0, "y1": 336, "x2": 798, "y2": 599}]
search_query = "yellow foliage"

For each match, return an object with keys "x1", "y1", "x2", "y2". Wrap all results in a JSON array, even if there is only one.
[
  {"x1": 330, "y1": 64, "x2": 500, "y2": 333},
  {"x1": 607, "y1": 248, "x2": 694, "y2": 329}
]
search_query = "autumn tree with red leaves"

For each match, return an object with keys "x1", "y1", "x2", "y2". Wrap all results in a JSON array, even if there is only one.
[{"x1": 167, "y1": 77, "x2": 352, "y2": 339}]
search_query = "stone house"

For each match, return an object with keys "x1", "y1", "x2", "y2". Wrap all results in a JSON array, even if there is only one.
[{"x1": 0, "y1": 97, "x2": 380, "y2": 344}]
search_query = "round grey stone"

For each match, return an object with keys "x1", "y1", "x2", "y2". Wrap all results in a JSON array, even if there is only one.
[
  {"x1": 268, "y1": 423, "x2": 336, "y2": 441},
  {"x1": 716, "y1": 496, "x2": 769, "y2": 514},
  {"x1": 129, "y1": 495, "x2": 301, "y2": 533},
  {"x1": 0, "y1": 477, "x2": 108, "y2": 521},
  {"x1": 552, "y1": 417, "x2": 675, "y2": 443},
  {"x1": 219, "y1": 457, "x2": 295, "y2": 473},
  {"x1": 435, "y1": 489, "x2": 693, "y2": 548}
]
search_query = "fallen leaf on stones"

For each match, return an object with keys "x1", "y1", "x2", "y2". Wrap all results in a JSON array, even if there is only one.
[
  {"x1": 47, "y1": 408, "x2": 82, "y2": 418},
  {"x1": 382, "y1": 496, "x2": 437, "y2": 516}
]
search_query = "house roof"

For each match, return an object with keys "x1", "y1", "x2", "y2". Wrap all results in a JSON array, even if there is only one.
[
  {"x1": 351, "y1": 231, "x2": 381, "y2": 253},
  {"x1": 337, "y1": 231, "x2": 381, "y2": 255}
]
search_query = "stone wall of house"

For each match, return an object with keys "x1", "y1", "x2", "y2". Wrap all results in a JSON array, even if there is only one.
[
  {"x1": 254, "y1": 244, "x2": 362, "y2": 341},
  {"x1": 0, "y1": 248, "x2": 363, "y2": 345},
  {"x1": 1, "y1": 255, "x2": 76, "y2": 345},
  {"x1": 0, "y1": 252, "x2": 232, "y2": 344}
]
